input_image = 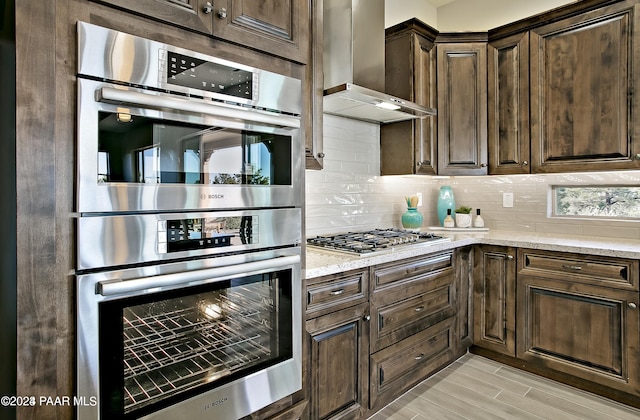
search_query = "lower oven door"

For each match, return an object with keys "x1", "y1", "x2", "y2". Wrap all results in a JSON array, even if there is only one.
[{"x1": 77, "y1": 248, "x2": 301, "y2": 420}]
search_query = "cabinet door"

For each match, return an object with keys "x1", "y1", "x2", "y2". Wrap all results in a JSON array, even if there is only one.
[
  {"x1": 94, "y1": 0, "x2": 214, "y2": 34},
  {"x1": 455, "y1": 246, "x2": 473, "y2": 352},
  {"x1": 437, "y1": 42, "x2": 488, "y2": 175},
  {"x1": 382, "y1": 31, "x2": 437, "y2": 175},
  {"x1": 530, "y1": 0, "x2": 640, "y2": 172},
  {"x1": 473, "y1": 245, "x2": 516, "y2": 356},
  {"x1": 212, "y1": 0, "x2": 309, "y2": 63},
  {"x1": 488, "y1": 32, "x2": 530, "y2": 175},
  {"x1": 306, "y1": 303, "x2": 369, "y2": 420},
  {"x1": 305, "y1": 0, "x2": 324, "y2": 169},
  {"x1": 517, "y1": 276, "x2": 640, "y2": 396},
  {"x1": 92, "y1": 0, "x2": 309, "y2": 63}
]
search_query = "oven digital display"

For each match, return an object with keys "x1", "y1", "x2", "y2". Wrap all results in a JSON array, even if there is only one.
[
  {"x1": 163, "y1": 216, "x2": 258, "y2": 253},
  {"x1": 166, "y1": 52, "x2": 253, "y2": 99}
]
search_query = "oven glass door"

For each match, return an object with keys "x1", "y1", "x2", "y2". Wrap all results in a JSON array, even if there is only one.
[
  {"x1": 98, "y1": 112, "x2": 292, "y2": 187},
  {"x1": 98, "y1": 267, "x2": 292, "y2": 419},
  {"x1": 77, "y1": 79, "x2": 303, "y2": 213}
]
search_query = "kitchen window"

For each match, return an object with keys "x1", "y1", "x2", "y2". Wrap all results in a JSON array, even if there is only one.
[{"x1": 553, "y1": 186, "x2": 640, "y2": 219}]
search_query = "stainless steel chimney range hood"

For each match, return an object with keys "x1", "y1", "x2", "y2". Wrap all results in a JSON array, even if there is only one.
[{"x1": 323, "y1": 0, "x2": 436, "y2": 124}]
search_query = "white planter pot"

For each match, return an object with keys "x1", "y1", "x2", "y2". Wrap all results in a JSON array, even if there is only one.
[{"x1": 455, "y1": 213, "x2": 472, "y2": 228}]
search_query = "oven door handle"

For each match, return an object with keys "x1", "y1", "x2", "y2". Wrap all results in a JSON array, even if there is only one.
[
  {"x1": 96, "y1": 86, "x2": 301, "y2": 129},
  {"x1": 97, "y1": 255, "x2": 300, "y2": 297}
]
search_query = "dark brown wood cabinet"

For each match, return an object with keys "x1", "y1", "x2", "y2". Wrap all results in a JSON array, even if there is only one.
[
  {"x1": 369, "y1": 252, "x2": 457, "y2": 411},
  {"x1": 487, "y1": 32, "x2": 530, "y2": 175},
  {"x1": 436, "y1": 40, "x2": 488, "y2": 175},
  {"x1": 304, "y1": 0, "x2": 324, "y2": 170},
  {"x1": 305, "y1": 250, "x2": 472, "y2": 418},
  {"x1": 473, "y1": 245, "x2": 516, "y2": 356},
  {"x1": 516, "y1": 249, "x2": 640, "y2": 398},
  {"x1": 306, "y1": 303, "x2": 369, "y2": 420},
  {"x1": 93, "y1": 0, "x2": 310, "y2": 63},
  {"x1": 305, "y1": 269, "x2": 370, "y2": 420},
  {"x1": 529, "y1": 0, "x2": 640, "y2": 172},
  {"x1": 381, "y1": 20, "x2": 438, "y2": 175},
  {"x1": 455, "y1": 246, "x2": 473, "y2": 351}
]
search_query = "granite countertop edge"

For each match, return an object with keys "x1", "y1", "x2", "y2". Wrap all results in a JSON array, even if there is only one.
[{"x1": 303, "y1": 230, "x2": 640, "y2": 280}]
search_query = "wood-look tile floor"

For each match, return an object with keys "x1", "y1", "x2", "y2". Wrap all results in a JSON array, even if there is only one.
[{"x1": 368, "y1": 353, "x2": 640, "y2": 420}]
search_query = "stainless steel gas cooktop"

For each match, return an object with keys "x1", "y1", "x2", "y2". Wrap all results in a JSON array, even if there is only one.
[{"x1": 306, "y1": 229, "x2": 450, "y2": 256}]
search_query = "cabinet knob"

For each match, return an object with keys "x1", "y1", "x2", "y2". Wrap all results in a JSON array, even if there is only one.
[
  {"x1": 329, "y1": 289, "x2": 344, "y2": 296},
  {"x1": 202, "y1": 1, "x2": 213, "y2": 14},
  {"x1": 506, "y1": 255, "x2": 514, "y2": 261},
  {"x1": 522, "y1": 160, "x2": 528, "y2": 166},
  {"x1": 629, "y1": 302, "x2": 637, "y2": 309},
  {"x1": 317, "y1": 152, "x2": 325, "y2": 159},
  {"x1": 414, "y1": 353, "x2": 425, "y2": 361},
  {"x1": 480, "y1": 163, "x2": 488, "y2": 168},
  {"x1": 218, "y1": 7, "x2": 227, "y2": 18},
  {"x1": 364, "y1": 315, "x2": 371, "y2": 321}
]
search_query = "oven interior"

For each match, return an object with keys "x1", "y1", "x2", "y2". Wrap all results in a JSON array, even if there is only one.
[{"x1": 98, "y1": 270, "x2": 293, "y2": 419}]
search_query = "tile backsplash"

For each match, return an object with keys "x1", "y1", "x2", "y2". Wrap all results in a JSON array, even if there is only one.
[{"x1": 305, "y1": 115, "x2": 640, "y2": 240}]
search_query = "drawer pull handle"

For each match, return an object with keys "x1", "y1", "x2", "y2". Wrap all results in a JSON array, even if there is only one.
[
  {"x1": 629, "y1": 302, "x2": 637, "y2": 309},
  {"x1": 414, "y1": 306, "x2": 425, "y2": 312},
  {"x1": 414, "y1": 353, "x2": 425, "y2": 361},
  {"x1": 330, "y1": 289, "x2": 345, "y2": 296},
  {"x1": 562, "y1": 264, "x2": 583, "y2": 271}
]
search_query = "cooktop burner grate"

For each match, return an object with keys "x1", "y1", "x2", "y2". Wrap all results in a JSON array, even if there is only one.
[{"x1": 306, "y1": 229, "x2": 450, "y2": 255}]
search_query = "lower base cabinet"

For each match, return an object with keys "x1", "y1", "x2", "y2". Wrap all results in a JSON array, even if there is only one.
[
  {"x1": 473, "y1": 246, "x2": 516, "y2": 356},
  {"x1": 473, "y1": 248, "x2": 640, "y2": 408},
  {"x1": 517, "y1": 249, "x2": 640, "y2": 399},
  {"x1": 306, "y1": 303, "x2": 370, "y2": 420},
  {"x1": 305, "y1": 251, "x2": 469, "y2": 419}
]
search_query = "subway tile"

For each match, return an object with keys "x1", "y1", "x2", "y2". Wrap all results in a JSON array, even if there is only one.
[{"x1": 306, "y1": 118, "x2": 640, "y2": 239}]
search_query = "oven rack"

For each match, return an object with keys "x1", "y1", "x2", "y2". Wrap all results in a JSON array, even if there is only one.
[
  {"x1": 123, "y1": 285, "x2": 272, "y2": 351},
  {"x1": 121, "y1": 286, "x2": 277, "y2": 411},
  {"x1": 124, "y1": 330, "x2": 269, "y2": 412}
]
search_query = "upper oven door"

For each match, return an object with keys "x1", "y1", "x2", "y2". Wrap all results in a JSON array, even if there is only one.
[{"x1": 77, "y1": 78, "x2": 303, "y2": 214}]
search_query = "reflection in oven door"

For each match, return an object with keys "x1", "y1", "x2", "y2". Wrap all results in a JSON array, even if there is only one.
[
  {"x1": 97, "y1": 114, "x2": 293, "y2": 188},
  {"x1": 77, "y1": 250, "x2": 302, "y2": 420}
]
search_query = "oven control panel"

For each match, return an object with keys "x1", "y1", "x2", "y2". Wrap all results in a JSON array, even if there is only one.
[
  {"x1": 163, "y1": 51, "x2": 258, "y2": 100},
  {"x1": 157, "y1": 216, "x2": 258, "y2": 254}
]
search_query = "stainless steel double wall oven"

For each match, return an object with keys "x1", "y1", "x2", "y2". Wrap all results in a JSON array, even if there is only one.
[{"x1": 75, "y1": 22, "x2": 304, "y2": 420}]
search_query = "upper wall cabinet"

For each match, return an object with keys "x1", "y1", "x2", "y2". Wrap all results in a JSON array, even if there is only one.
[
  {"x1": 436, "y1": 40, "x2": 488, "y2": 175},
  {"x1": 93, "y1": 0, "x2": 310, "y2": 63},
  {"x1": 382, "y1": 20, "x2": 438, "y2": 175},
  {"x1": 529, "y1": 0, "x2": 640, "y2": 172},
  {"x1": 487, "y1": 32, "x2": 530, "y2": 175}
]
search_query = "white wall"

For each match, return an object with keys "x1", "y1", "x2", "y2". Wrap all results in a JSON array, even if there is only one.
[
  {"x1": 385, "y1": 0, "x2": 578, "y2": 31},
  {"x1": 305, "y1": 116, "x2": 640, "y2": 240},
  {"x1": 385, "y1": 0, "x2": 437, "y2": 29},
  {"x1": 437, "y1": 0, "x2": 578, "y2": 31}
]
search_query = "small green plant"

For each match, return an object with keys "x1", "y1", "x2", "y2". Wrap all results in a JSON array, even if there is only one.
[{"x1": 455, "y1": 205, "x2": 472, "y2": 214}]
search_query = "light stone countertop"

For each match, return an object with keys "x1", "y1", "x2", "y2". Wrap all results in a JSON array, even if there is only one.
[{"x1": 303, "y1": 230, "x2": 640, "y2": 280}]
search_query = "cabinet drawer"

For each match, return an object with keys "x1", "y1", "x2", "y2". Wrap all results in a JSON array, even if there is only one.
[
  {"x1": 518, "y1": 249, "x2": 639, "y2": 291},
  {"x1": 370, "y1": 317, "x2": 455, "y2": 410},
  {"x1": 306, "y1": 269, "x2": 368, "y2": 316},
  {"x1": 372, "y1": 252, "x2": 453, "y2": 292},
  {"x1": 371, "y1": 282, "x2": 455, "y2": 352}
]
